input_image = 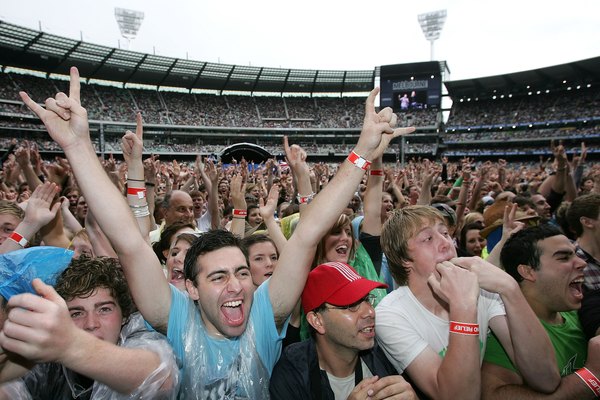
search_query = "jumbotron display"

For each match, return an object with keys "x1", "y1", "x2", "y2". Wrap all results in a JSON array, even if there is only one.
[{"x1": 379, "y1": 61, "x2": 443, "y2": 112}]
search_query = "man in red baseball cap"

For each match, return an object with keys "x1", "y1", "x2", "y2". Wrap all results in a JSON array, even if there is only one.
[{"x1": 269, "y1": 262, "x2": 418, "y2": 400}]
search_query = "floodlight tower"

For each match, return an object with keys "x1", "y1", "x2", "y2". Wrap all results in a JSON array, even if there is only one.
[
  {"x1": 114, "y1": 7, "x2": 145, "y2": 50},
  {"x1": 418, "y1": 10, "x2": 447, "y2": 61}
]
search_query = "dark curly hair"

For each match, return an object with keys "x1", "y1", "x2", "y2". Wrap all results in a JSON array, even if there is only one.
[{"x1": 55, "y1": 257, "x2": 135, "y2": 319}]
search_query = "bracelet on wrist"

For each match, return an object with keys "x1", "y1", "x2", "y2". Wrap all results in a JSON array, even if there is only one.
[
  {"x1": 127, "y1": 178, "x2": 145, "y2": 182},
  {"x1": 369, "y1": 169, "x2": 384, "y2": 176},
  {"x1": 127, "y1": 187, "x2": 147, "y2": 199},
  {"x1": 145, "y1": 182, "x2": 156, "y2": 187},
  {"x1": 449, "y1": 321, "x2": 480, "y2": 335},
  {"x1": 129, "y1": 203, "x2": 149, "y2": 209},
  {"x1": 233, "y1": 209, "x2": 247, "y2": 218},
  {"x1": 575, "y1": 368, "x2": 600, "y2": 397},
  {"x1": 9, "y1": 231, "x2": 28, "y2": 247},
  {"x1": 130, "y1": 204, "x2": 150, "y2": 218},
  {"x1": 347, "y1": 151, "x2": 371, "y2": 171},
  {"x1": 297, "y1": 192, "x2": 315, "y2": 205}
]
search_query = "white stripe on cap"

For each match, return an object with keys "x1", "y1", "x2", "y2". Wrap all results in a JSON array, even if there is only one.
[{"x1": 324, "y1": 262, "x2": 361, "y2": 282}]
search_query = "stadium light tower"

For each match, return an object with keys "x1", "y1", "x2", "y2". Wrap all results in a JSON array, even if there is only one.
[
  {"x1": 114, "y1": 7, "x2": 145, "y2": 50},
  {"x1": 418, "y1": 9, "x2": 447, "y2": 61}
]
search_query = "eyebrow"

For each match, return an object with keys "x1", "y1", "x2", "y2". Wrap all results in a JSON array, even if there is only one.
[
  {"x1": 68, "y1": 300, "x2": 117, "y2": 311},
  {"x1": 206, "y1": 265, "x2": 249, "y2": 279},
  {"x1": 552, "y1": 249, "x2": 574, "y2": 258}
]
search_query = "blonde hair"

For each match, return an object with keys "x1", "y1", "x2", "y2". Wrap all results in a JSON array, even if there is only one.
[
  {"x1": 381, "y1": 205, "x2": 445, "y2": 285},
  {"x1": 0, "y1": 200, "x2": 24, "y2": 221}
]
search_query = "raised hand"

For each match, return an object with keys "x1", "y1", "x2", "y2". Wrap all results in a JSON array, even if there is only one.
[
  {"x1": 121, "y1": 112, "x2": 144, "y2": 166},
  {"x1": 23, "y1": 182, "x2": 61, "y2": 229},
  {"x1": 19, "y1": 67, "x2": 89, "y2": 152},
  {"x1": 355, "y1": 88, "x2": 415, "y2": 159},
  {"x1": 259, "y1": 184, "x2": 280, "y2": 221},
  {"x1": 283, "y1": 136, "x2": 309, "y2": 174}
]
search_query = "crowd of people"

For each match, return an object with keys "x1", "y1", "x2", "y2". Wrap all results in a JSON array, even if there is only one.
[
  {"x1": 0, "y1": 71, "x2": 440, "y2": 129},
  {"x1": 0, "y1": 66, "x2": 599, "y2": 399}
]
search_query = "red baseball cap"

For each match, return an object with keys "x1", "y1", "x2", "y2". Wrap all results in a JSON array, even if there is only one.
[{"x1": 301, "y1": 262, "x2": 387, "y2": 314}]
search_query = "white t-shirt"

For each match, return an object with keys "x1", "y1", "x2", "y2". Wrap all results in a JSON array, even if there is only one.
[
  {"x1": 375, "y1": 286, "x2": 505, "y2": 373},
  {"x1": 326, "y1": 360, "x2": 373, "y2": 400}
]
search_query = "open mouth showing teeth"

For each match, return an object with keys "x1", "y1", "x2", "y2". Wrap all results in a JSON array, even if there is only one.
[
  {"x1": 569, "y1": 278, "x2": 584, "y2": 300},
  {"x1": 264, "y1": 272, "x2": 273, "y2": 277},
  {"x1": 336, "y1": 245, "x2": 348, "y2": 255},
  {"x1": 222, "y1": 300, "x2": 244, "y2": 325}
]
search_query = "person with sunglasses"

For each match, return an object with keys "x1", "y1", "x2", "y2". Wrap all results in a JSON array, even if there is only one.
[{"x1": 270, "y1": 262, "x2": 418, "y2": 400}]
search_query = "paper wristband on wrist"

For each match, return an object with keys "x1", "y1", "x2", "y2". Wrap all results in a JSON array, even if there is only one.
[
  {"x1": 575, "y1": 368, "x2": 600, "y2": 397},
  {"x1": 449, "y1": 321, "x2": 480, "y2": 335},
  {"x1": 9, "y1": 231, "x2": 28, "y2": 247},
  {"x1": 297, "y1": 193, "x2": 315, "y2": 204},
  {"x1": 127, "y1": 178, "x2": 144, "y2": 182},
  {"x1": 233, "y1": 209, "x2": 247, "y2": 218},
  {"x1": 347, "y1": 151, "x2": 371, "y2": 170},
  {"x1": 369, "y1": 169, "x2": 384, "y2": 176},
  {"x1": 127, "y1": 187, "x2": 147, "y2": 199}
]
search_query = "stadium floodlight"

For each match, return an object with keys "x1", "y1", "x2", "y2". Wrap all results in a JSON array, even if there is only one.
[
  {"x1": 418, "y1": 9, "x2": 447, "y2": 61},
  {"x1": 115, "y1": 7, "x2": 145, "y2": 49}
]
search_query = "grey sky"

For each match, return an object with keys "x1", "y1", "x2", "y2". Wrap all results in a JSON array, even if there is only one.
[{"x1": 2, "y1": 0, "x2": 599, "y2": 81}]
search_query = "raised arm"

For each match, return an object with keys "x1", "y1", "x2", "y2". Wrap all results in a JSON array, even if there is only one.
[
  {"x1": 269, "y1": 88, "x2": 414, "y2": 328},
  {"x1": 0, "y1": 182, "x2": 60, "y2": 254},
  {"x1": 259, "y1": 184, "x2": 287, "y2": 253},
  {"x1": 283, "y1": 137, "x2": 312, "y2": 214},
  {"x1": 362, "y1": 155, "x2": 384, "y2": 235},
  {"x1": 200, "y1": 158, "x2": 220, "y2": 230},
  {"x1": 122, "y1": 112, "x2": 152, "y2": 239},
  {"x1": 19, "y1": 67, "x2": 172, "y2": 332}
]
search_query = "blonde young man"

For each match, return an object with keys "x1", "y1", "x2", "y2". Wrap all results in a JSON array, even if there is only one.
[{"x1": 376, "y1": 205, "x2": 560, "y2": 400}]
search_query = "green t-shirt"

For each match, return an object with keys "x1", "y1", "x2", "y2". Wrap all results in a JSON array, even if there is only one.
[{"x1": 484, "y1": 311, "x2": 587, "y2": 376}]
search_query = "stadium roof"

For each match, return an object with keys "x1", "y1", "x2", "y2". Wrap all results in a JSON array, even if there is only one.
[
  {"x1": 1, "y1": 19, "x2": 598, "y2": 97},
  {"x1": 0, "y1": 20, "x2": 373, "y2": 94},
  {"x1": 445, "y1": 56, "x2": 600, "y2": 99}
]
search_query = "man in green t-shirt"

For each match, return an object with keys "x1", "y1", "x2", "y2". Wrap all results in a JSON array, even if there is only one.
[{"x1": 482, "y1": 224, "x2": 600, "y2": 399}]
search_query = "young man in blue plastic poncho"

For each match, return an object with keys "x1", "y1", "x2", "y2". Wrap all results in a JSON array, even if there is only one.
[{"x1": 18, "y1": 66, "x2": 414, "y2": 398}]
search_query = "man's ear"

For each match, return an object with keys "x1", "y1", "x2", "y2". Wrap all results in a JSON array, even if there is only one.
[
  {"x1": 581, "y1": 216, "x2": 594, "y2": 230},
  {"x1": 517, "y1": 264, "x2": 536, "y2": 282},
  {"x1": 306, "y1": 311, "x2": 326, "y2": 335},
  {"x1": 185, "y1": 279, "x2": 200, "y2": 300}
]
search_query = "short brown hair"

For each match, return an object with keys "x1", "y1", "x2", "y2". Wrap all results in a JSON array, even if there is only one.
[
  {"x1": 381, "y1": 205, "x2": 445, "y2": 285},
  {"x1": 567, "y1": 193, "x2": 600, "y2": 237},
  {"x1": 55, "y1": 257, "x2": 135, "y2": 319}
]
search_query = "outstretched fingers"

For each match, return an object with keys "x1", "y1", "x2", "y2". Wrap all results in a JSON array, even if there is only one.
[
  {"x1": 68, "y1": 66, "x2": 81, "y2": 104},
  {"x1": 135, "y1": 112, "x2": 144, "y2": 139},
  {"x1": 364, "y1": 87, "x2": 380, "y2": 118},
  {"x1": 19, "y1": 91, "x2": 46, "y2": 119}
]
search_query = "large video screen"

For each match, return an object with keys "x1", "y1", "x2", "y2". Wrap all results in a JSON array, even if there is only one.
[{"x1": 379, "y1": 61, "x2": 442, "y2": 112}]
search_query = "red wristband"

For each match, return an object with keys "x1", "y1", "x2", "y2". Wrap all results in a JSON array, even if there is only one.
[
  {"x1": 347, "y1": 151, "x2": 371, "y2": 170},
  {"x1": 369, "y1": 169, "x2": 384, "y2": 176},
  {"x1": 297, "y1": 193, "x2": 315, "y2": 204},
  {"x1": 575, "y1": 368, "x2": 600, "y2": 397},
  {"x1": 449, "y1": 321, "x2": 480, "y2": 335},
  {"x1": 127, "y1": 187, "x2": 147, "y2": 199},
  {"x1": 233, "y1": 209, "x2": 247, "y2": 218},
  {"x1": 9, "y1": 231, "x2": 28, "y2": 247}
]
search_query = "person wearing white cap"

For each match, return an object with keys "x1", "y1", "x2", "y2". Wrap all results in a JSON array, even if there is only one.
[{"x1": 270, "y1": 261, "x2": 418, "y2": 400}]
